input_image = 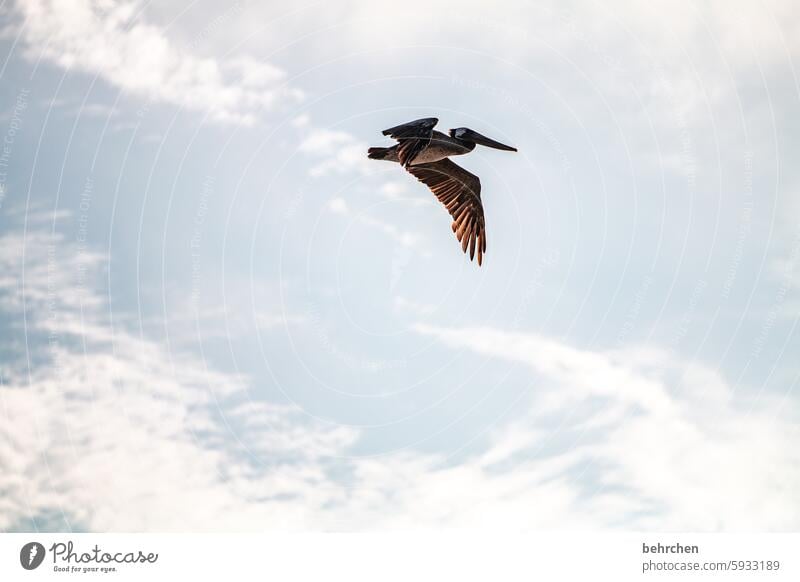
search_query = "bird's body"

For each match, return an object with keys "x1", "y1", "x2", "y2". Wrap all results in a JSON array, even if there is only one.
[
  {"x1": 370, "y1": 131, "x2": 475, "y2": 165},
  {"x1": 367, "y1": 117, "x2": 516, "y2": 266}
]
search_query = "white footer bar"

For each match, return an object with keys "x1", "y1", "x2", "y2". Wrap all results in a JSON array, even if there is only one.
[{"x1": 1, "y1": 533, "x2": 797, "y2": 581}]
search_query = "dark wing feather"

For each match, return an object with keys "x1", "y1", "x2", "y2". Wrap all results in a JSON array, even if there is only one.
[
  {"x1": 405, "y1": 159, "x2": 487, "y2": 266},
  {"x1": 382, "y1": 117, "x2": 438, "y2": 167}
]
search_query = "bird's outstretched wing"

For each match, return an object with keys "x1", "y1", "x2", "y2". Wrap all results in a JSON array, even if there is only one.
[
  {"x1": 405, "y1": 159, "x2": 487, "y2": 265},
  {"x1": 382, "y1": 117, "x2": 438, "y2": 167}
]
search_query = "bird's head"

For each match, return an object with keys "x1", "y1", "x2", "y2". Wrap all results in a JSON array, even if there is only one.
[{"x1": 449, "y1": 127, "x2": 517, "y2": 151}]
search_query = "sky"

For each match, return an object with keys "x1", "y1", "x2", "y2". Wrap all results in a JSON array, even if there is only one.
[{"x1": 0, "y1": 0, "x2": 798, "y2": 531}]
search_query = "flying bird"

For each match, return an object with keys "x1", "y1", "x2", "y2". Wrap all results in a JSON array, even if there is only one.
[{"x1": 367, "y1": 117, "x2": 516, "y2": 266}]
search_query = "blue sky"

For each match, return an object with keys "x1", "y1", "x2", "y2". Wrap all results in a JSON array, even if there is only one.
[{"x1": 0, "y1": 0, "x2": 798, "y2": 531}]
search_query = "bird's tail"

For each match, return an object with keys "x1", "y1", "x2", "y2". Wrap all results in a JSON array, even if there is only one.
[{"x1": 367, "y1": 147, "x2": 391, "y2": 160}]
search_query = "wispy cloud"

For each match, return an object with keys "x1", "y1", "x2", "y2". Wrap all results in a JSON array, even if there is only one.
[
  {"x1": 325, "y1": 193, "x2": 427, "y2": 253},
  {"x1": 412, "y1": 324, "x2": 800, "y2": 530},
  {"x1": 3, "y1": 219, "x2": 796, "y2": 531},
  {"x1": 0, "y1": 225, "x2": 355, "y2": 531},
  {"x1": 2, "y1": 0, "x2": 799, "y2": 535},
  {"x1": 327, "y1": 197, "x2": 349, "y2": 215},
  {"x1": 13, "y1": 0, "x2": 302, "y2": 125},
  {"x1": 297, "y1": 121, "x2": 372, "y2": 177}
]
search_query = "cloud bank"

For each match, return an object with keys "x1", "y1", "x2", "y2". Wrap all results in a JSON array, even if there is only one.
[{"x1": 1, "y1": 218, "x2": 797, "y2": 531}]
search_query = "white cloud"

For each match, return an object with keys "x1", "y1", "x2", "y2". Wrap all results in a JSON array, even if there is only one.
[
  {"x1": 357, "y1": 213, "x2": 422, "y2": 248},
  {"x1": 291, "y1": 114, "x2": 311, "y2": 128},
  {"x1": 13, "y1": 0, "x2": 302, "y2": 125},
  {"x1": 324, "y1": 191, "x2": 427, "y2": 252},
  {"x1": 293, "y1": 117, "x2": 436, "y2": 278},
  {"x1": 327, "y1": 197, "x2": 349, "y2": 215},
  {"x1": 0, "y1": 226, "x2": 355, "y2": 531},
  {"x1": 2, "y1": 220, "x2": 796, "y2": 531},
  {"x1": 3, "y1": 0, "x2": 799, "y2": 534},
  {"x1": 381, "y1": 182, "x2": 405, "y2": 198},
  {"x1": 412, "y1": 324, "x2": 800, "y2": 530},
  {"x1": 346, "y1": 0, "x2": 798, "y2": 67},
  {"x1": 298, "y1": 125, "x2": 372, "y2": 177}
]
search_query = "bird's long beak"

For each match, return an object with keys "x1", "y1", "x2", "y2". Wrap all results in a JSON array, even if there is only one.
[{"x1": 470, "y1": 131, "x2": 517, "y2": 152}]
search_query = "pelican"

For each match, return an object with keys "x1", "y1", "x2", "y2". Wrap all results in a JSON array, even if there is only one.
[{"x1": 367, "y1": 117, "x2": 516, "y2": 266}]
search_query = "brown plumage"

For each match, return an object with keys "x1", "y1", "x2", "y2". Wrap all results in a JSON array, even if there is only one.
[
  {"x1": 381, "y1": 117, "x2": 437, "y2": 167},
  {"x1": 406, "y1": 160, "x2": 486, "y2": 266},
  {"x1": 368, "y1": 117, "x2": 516, "y2": 266}
]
